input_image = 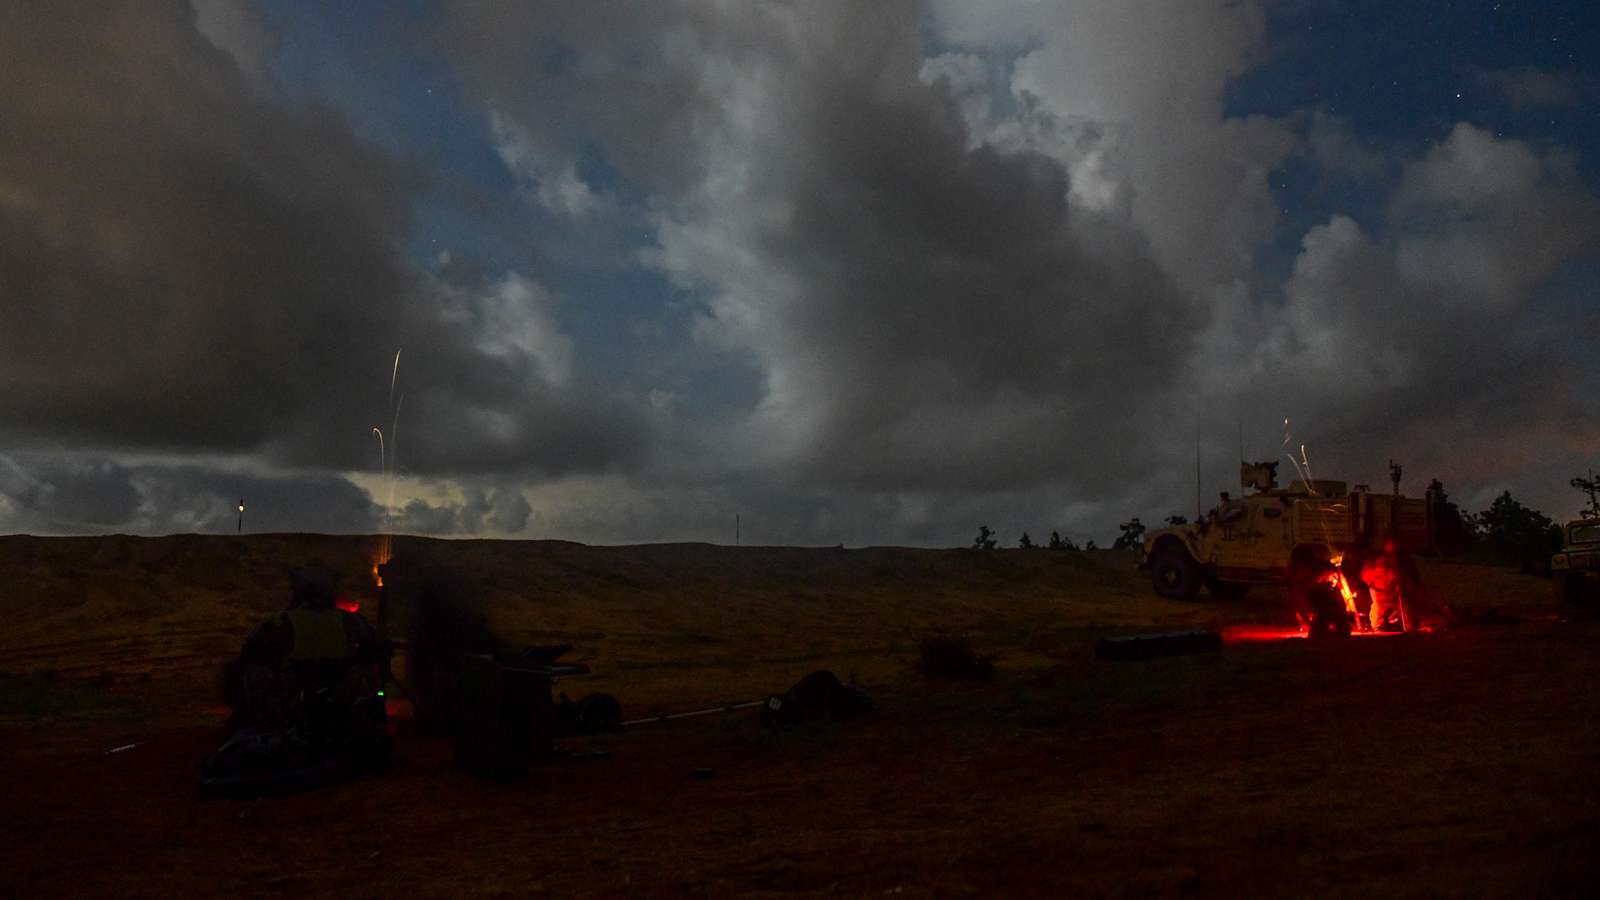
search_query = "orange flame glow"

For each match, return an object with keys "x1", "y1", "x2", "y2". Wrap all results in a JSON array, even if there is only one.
[
  {"x1": 1333, "y1": 570, "x2": 1360, "y2": 618},
  {"x1": 372, "y1": 535, "x2": 391, "y2": 588},
  {"x1": 1326, "y1": 553, "x2": 1367, "y2": 633},
  {"x1": 1228, "y1": 550, "x2": 1436, "y2": 643}
]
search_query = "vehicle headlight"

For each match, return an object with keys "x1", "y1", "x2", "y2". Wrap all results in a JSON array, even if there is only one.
[{"x1": 1553, "y1": 554, "x2": 1569, "y2": 569}]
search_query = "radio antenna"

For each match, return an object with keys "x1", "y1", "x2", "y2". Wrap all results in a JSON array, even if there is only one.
[{"x1": 1195, "y1": 434, "x2": 1203, "y2": 523}]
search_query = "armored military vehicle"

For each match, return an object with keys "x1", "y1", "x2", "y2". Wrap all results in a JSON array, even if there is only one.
[
  {"x1": 1551, "y1": 517, "x2": 1600, "y2": 606},
  {"x1": 1141, "y1": 461, "x2": 1434, "y2": 602}
]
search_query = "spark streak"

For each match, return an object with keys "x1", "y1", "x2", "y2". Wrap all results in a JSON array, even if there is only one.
[
  {"x1": 372, "y1": 426, "x2": 388, "y2": 564},
  {"x1": 388, "y1": 349, "x2": 402, "y2": 410},
  {"x1": 389, "y1": 392, "x2": 402, "y2": 508},
  {"x1": 1280, "y1": 417, "x2": 1315, "y2": 492},
  {"x1": 374, "y1": 349, "x2": 403, "y2": 575}
]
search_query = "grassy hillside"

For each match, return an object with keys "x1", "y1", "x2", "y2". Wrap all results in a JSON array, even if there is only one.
[
  {"x1": 1, "y1": 534, "x2": 1588, "y2": 898},
  {"x1": 0, "y1": 533, "x2": 1557, "y2": 714}
]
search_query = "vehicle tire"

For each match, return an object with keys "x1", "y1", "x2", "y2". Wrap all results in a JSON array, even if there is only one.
[
  {"x1": 1151, "y1": 546, "x2": 1203, "y2": 602},
  {"x1": 1555, "y1": 572, "x2": 1597, "y2": 607}
]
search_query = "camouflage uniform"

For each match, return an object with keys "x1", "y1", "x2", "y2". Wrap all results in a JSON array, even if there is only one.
[
  {"x1": 1360, "y1": 543, "x2": 1406, "y2": 632},
  {"x1": 232, "y1": 566, "x2": 381, "y2": 726}
]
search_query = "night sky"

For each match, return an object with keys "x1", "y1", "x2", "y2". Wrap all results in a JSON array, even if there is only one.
[{"x1": 2, "y1": 0, "x2": 1597, "y2": 545}]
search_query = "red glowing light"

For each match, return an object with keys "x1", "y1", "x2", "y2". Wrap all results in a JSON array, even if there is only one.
[
  {"x1": 1227, "y1": 550, "x2": 1439, "y2": 642},
  {"x1": 335, "y1": 597, "x2": 361, "y2": 613},
  {"x1": 1222, "y1": 625, "x2": 1308, "y2": 642},
  {"x1": 1332, "y1": 570, "x2": 1364, "y2": 625}
]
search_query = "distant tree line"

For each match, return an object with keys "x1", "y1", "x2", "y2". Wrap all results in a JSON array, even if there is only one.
[
  {"x1": 971, "y1": 525, "x2": 1098, "y2": 551},
  {"x1": 973, "y1": 473, "x2": 1595, "y2": 566},
  {"x1": 1427, "y1": 480, "x2": 1565, "y2": 566},
  {"x1": 970, "y1": 517, "x2": 1142, "y2": 553},
  {"x1": 968, "y1": 525, "x2": 1101, "y2": 551}
]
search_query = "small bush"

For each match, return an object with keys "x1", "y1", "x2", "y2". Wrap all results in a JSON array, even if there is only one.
[{"x1": 918, "y1": 635, "x2": 995, "y2": 680}]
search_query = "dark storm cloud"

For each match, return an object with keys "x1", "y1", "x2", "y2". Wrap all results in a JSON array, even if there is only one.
[
  {"x1": 0, "y1": 2, "x2": 407, "y2": 458},
  {"x1": 386, "y1": 483, "x2": 532, "y2": 535},
  {"x1": 0, "y1": 449, "x2": 545, "y2": 537},
  {"x1": 190, "y1": 0, "x2": 272, "y2": 85},
  {"x1": 390, "y1": 262, "x2": 655, "y2": 477},
  {"x1": 138, "y1": 463, "x2": 382, "y2": 534},
  {"x1": 485, "y1": 485, "x2": 532, "y2": 532},
  {"x1": 5, "y1": 1, "x2": 1596, "y2": 543},
  {"x1": 443, "y1": 0, "x2": 1202, "y2": 498},
  {"x1": 1202, "y1": 124, "x2": 1600, "y2": 510},
  {"x1": 393, "y1": 499, "x2": 460, "y2": 536},
  {"x1": 436, "y1": 1, "x2": 787, "y2": 203},
  {"x1": 0, "y1": 453, "x2": 380, "y2": 535},
  {"x1": 0, "y1": 456, "x2": 142, "y2": 532},
  {"x1": 0, "y1": 1, "x2": 651, "y2": 479},
  {"x1": 907, "y1": 3, "x2": 1600, "y2": 522},
  {"x1": 438, "y1": 0, "x2": 1600, "y2": 539}
]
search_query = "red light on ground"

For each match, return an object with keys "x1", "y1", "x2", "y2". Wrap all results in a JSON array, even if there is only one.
[
  {"x1": 1222, "y1": 625, "x2": 1308, "y2": 642},
  {"x1": 1223, "y1": 623, "x2": 1426, "y2": 644},
  {"x1": 335, "y1": 597, "x2": 361, "y2": 613}
]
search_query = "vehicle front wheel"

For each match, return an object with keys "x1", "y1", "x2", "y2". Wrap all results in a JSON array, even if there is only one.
[
  {"x1": 1151, "y1": 547, "x2": 1203, "y2": 602},
  {"x1": 1555, "y1": 572, "x2": 1597, "y2": 607}
]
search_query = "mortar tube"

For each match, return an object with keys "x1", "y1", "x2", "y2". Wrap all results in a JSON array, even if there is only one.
[{"x1": 376, "y1": 574, "x2": 388, "y2": 642}]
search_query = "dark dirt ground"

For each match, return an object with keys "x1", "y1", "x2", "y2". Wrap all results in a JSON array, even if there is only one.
[{"x1": 2, "y1": 535, "x2": 1597, "y2": 897}]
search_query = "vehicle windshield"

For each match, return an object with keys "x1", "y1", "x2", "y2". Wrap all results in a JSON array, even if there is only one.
[{"x1": 1569, "y1": 523, "x2": 1600, "y2": 544}]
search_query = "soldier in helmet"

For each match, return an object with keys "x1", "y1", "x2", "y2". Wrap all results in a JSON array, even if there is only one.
[
  {"x1": 1361, "y1": 540, "x2": 1408, "y2": 633},
  {"x1": 1290, "y1": 554, "x2": 1354, "y2": 638},
  {"x1": 230, "y1": 564, "x2": 384, "y2": 728}
]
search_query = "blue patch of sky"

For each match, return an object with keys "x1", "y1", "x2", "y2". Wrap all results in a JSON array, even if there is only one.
[
  {"x1": 253, "y1": 0, "x2": 528, "y2": 272},
  {"x1": 549, "y1": 261, "x2": 766, "y2": 420},
  {"x1": 525, "y1": 137, "x2": 760, "y2": 418},
  {"x1": 1530, "y1": 253, "x2": 1600, "y2": 407},
  {"x1": 573, "y1": 141, "x2": 623, "y2": 200},
  {"x1": 1229, "y1": 0, "x2": 1595, "y2": 149},
  {"x1": 1228, "y1": 0, "x2": 1599, "y2": 285},
  {"x1": 250, "y1": 0, "x2": 743, "y2": 414},
  {"x1": 1252, "y1": 150, "x2": 1392, "y2": 290}
]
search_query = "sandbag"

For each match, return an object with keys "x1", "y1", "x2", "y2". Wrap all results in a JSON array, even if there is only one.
[{"x1": 761, "y1": 670, "x2": 874, "y2": 729}]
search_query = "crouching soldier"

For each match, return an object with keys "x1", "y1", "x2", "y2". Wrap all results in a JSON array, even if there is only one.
[
  {"x1": 1358, "y1": 539, "x2": 1449, "y2": 632},
  {"x1": 230, "y1": 565, "x2": 385, "y2": 731},
  {"x1": 1360, "y1": 540, "x2": 1436, "y2": 633}
]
